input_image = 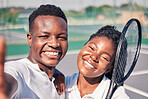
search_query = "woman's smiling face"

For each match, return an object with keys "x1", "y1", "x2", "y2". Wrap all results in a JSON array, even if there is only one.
[{"x1": 77, "y1": 36, "x2": 115, "y2": 78}]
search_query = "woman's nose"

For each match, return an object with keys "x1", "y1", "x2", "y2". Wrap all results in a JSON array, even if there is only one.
[{"x1": 91, "y1": 53, "x2": 99, "y2": 63}]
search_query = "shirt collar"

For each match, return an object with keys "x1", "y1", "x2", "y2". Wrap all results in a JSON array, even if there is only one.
[
  {"x1": 81, "y1": 75, "x2": 109, "y2": 99},
  {"x1": 66, "y1": 74, "x2": 110, "y2": 99},
  {"x1": 23, "y1": 58, "x2": 55, "y2": 82},
  {"x1": 23, "y1": 58, "x2": 41, "y2": 71},
  {"x1": 92, "y1": 75, "x2": 110, "y2": 99}
]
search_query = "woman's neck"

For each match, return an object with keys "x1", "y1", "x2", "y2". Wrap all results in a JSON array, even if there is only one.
[{"x1": 77, "y1": 73, "x2": 104, "y2": 97}]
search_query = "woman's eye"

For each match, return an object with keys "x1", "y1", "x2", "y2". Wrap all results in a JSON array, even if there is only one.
[
  {"x1": 89, "y1": 46, "x2": 94, "y2": 51},
  {"x1": 102, "y1": 56, "x2": 109, "y2": 62}
]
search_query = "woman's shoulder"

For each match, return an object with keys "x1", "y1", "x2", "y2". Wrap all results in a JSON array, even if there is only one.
[{"x1": 65, "y1": 73, "x2": 79, "y2": 90}]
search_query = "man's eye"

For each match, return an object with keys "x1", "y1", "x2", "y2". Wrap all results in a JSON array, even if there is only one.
[
  {"x1": 39, "y1": 35, "x2": 48, "y2": 38},
  {"x1": 58, "y1": 36, "x2": 67, "y2": 40}
]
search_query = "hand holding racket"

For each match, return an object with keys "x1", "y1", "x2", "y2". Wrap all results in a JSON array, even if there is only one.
[{"x1": 106, "y1": 18, "x2": 142, "y2": 99}]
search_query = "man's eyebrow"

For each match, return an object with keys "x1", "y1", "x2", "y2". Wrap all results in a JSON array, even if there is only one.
[
  {"x1": 35, "y1": 32, "x2": 50, "y2": 35},
  {"x1": 58, "y1": 32, "x2": 68, "y2": 36},
  {"x1": 40, "y1": 32, "x2": 67, "y2": 35},
  {"x1": 42, "y1": 32, "x2": 50, "y2": 34}
]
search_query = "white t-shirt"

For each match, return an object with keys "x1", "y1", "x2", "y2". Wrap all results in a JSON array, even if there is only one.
[
  {"x1": 4, "y1": 58, "x2": 62, "y2": 99},
  {"x1": 65, "y1": 73, "x2": 129, "y2": 99}
]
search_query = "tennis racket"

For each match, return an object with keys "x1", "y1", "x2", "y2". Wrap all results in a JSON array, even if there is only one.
[{"x1": 105, "y1": 18, "x2": 142, "y2": 99}]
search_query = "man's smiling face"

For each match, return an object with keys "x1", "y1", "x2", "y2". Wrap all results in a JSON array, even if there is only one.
[{"x1": 27, "y1": 15, "x2": 68, "y2": 69}]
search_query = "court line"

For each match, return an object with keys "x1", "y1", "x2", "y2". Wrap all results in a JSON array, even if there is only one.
[
  {"x1": 67, "y1": 50, "x2": 80, "y2": 54},
  {"x1": 4, "y1": 31, "x2": 26, "y2": 39},
  {"x1": 141, "y1": 45, "x2": 148, "y2": 49},
  {"x1": 6, "y1": 54, "x2": 27, "y2": 61},
  {"x1": 124, "y1": 84, "x2": 148, "y2": 98},
  {"x1": 141, "y1": 49, "x2": 148, "y2": 55},
  {"x1": 141, "y1": 45, "x2": 148, "y2": 54},
  {"x1": 131, "y1": 70, "x2": 148, "y2": 76}
]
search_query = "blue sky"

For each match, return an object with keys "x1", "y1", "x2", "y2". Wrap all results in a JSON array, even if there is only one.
[{"x1": 0, "y1": 0, "x2": 147, "y2": 10}]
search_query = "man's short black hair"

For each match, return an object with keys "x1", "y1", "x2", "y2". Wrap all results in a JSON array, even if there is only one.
[{"x1": 29, "y1": 4, "x2": 67, "y2": 31}]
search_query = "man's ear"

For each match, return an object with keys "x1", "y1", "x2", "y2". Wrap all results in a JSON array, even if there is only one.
[
  {"x1": 105, "y1": 66, "x2": 113, "y2": 74},
  {"x1": 27, "y1": 33, "x2": 32, "y2": 48}
]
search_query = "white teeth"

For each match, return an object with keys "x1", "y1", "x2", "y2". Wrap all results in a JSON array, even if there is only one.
[
  {"x1": 84, "y1": 61, "x2": 94, "y2": 69},
  {"x1": 44, "y1": 52, "x2": 58, "y2": 56}
]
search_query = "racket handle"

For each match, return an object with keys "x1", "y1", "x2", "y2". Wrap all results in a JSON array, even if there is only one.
[{"x1": 106, "y1": 80, "x2": 114, "y2": 99}]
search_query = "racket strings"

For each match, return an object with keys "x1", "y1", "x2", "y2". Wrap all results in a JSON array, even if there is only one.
[
  {"x1": 125, "y1": 23, "x2": 138, "y2": 73},
  {"x1": 114, "y1": 37, "x2": 127, "y2": 83},
  {"x1": 115, "y1": 22, "x2": 138, "y2": 84}
]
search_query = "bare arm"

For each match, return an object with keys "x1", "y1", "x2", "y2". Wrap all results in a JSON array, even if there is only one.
[
  {"x1": 53, "y1": 69, "x2": 66, "y2": 95},
  {"x1": 0, "y1": 36, "x2": 18, "y2": 98}
]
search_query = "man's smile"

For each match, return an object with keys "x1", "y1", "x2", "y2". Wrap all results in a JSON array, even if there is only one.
[
  {"x1": 42, "y1": 51, "x2": 61, "y2": 59},
  {"x1": 44, "y1": 51, "x2": 59, "y2": 56}
]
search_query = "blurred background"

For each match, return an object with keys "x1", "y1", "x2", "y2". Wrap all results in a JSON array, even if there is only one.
[
  {"x1": 0, "y1": 0, "x2": 148, "y2": 99},
  {"x1": 0, "y1": 0, "x2": 148, "y2": 57}
]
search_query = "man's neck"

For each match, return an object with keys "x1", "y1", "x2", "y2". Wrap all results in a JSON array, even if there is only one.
[
  {"x1": 39, "y1": 65, "x2": 55, "y2": 81},
  {"x1": 27, "y1": 56, "x2": 55, "y2": 80}
]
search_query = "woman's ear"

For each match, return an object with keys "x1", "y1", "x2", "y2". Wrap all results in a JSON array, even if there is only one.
[
  {"x1": 27, "y1": 33, "x2": 32, "y2": 48},
  {"x1": 105, "y1": 66, "x2": 113, "y2": 74}
]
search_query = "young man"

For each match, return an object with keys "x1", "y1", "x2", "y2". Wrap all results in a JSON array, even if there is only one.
[{"x1": 0, "y1": 4, "x2": 68, "y2": 99}]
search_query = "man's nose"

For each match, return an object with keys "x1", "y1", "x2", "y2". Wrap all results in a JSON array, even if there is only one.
[{"x1": 47, "y1": 36, "x2": 59, "y2": 48}]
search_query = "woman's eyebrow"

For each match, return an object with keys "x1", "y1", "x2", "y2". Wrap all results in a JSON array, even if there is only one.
[
  {"x1": 89, "y1": 42, "x2": 113, "y2": 58},
  {"x1": 89, "y1": 42, "x2": 97, "y2": 48},
  {"x1": 103, "y1": 52, "x2": 112, "y2": 58}
]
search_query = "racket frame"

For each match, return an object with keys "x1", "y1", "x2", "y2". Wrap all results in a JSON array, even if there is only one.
[{"x1": 105, "y1": 18, "x2": 142, "y2": 99}]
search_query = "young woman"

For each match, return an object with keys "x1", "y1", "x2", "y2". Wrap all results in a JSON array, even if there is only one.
[{"x1": 65, "y1": 25, "x2": 129, "y2": 99}]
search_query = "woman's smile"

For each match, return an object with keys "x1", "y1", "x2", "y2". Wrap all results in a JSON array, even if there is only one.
[{"x1": 84, "y1": 60, "x2": 95, "y2": 69}]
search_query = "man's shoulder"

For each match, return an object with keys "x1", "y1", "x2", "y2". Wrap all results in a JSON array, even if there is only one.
[
  {"x1": 5, "y1": 58, "x2": 29, "y2": 66},
  {"x1": 5, "y1": 58, "x2": 29, "y2": 72}
]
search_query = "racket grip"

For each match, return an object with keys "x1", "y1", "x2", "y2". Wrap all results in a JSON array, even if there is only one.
[{"x1": 105, "y1": 80, "x2": 114, "y2": 99}]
